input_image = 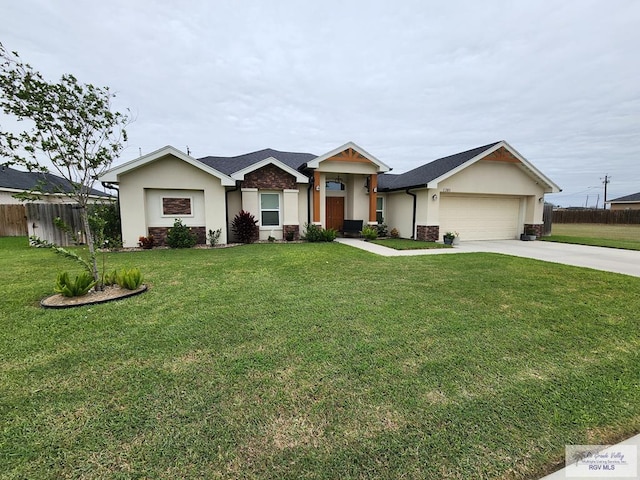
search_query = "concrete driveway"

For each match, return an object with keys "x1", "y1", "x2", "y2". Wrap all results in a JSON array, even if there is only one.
[{"x1": 335, "y1": 238, "x2": 640, "y2": 278}]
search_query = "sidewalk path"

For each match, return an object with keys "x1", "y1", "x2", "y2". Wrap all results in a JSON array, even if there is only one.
[{"x1": 335, "y1": 238, "x2": 640, "y2": 278}]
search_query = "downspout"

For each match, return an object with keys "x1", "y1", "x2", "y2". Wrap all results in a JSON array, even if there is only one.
[
  {"x1": 405, "y1": 188, "x2": 417, "y2": 239},
  {"x1": 225, "y1": 182, "x2": 240, "y2": 242}
]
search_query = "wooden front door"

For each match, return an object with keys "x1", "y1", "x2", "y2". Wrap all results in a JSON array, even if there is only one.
[{"x1": 326, "y1": 197, "x2": 344, "y2": 231}]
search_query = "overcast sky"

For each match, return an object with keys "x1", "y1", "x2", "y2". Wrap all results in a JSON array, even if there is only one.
[{"x1": 3, "y1": 0, "x2": 639, "y2": 207}]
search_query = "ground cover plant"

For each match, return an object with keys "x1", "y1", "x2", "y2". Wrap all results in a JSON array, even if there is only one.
[
  {"x1": 543, "y1": 223, "x2": 640, "y2": 250},
  {"x1": 1, "y1": 236, "x2": 639, "y2": 479},
  {"x1": 371, "y1": 238, "x2": 452, "y2": 250}
]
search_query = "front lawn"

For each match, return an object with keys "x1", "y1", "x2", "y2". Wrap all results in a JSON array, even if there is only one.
[
  {"x1": 1, "y1": 237, "x2": 639, "y2": 479},
  {"x1": 370, "y1": 238, "x2": 452, "y2": 250},
  {"x1": 542, "y1": 223, "x2": 640, "y2": 250}
]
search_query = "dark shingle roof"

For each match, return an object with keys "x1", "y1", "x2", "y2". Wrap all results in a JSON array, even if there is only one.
[
  {"x1": 378, "y1": 142, "x2": 501, "y2": 191},
  {"x1": 0, "y1": 166, "x2": 109, "y2": 197},
  {"x1": 198, "y1": 148, "x2": 317, "y2": 175},
  {"x1": 609, "y1": 192, "x2": 640, "y2": 202}
]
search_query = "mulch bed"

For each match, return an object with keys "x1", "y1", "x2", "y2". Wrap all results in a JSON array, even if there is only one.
[{"x1": 41, "y1": 284, "x2": 147, "y2": 309}]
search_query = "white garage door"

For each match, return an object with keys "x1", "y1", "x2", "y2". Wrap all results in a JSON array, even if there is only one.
[{"x1": 439, "y1": 195, "x2": 521, "y2": 240}]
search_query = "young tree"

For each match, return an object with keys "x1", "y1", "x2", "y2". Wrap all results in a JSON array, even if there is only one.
[{"x1": 0, "y1": 42, "x2": 129, "y2": 282}]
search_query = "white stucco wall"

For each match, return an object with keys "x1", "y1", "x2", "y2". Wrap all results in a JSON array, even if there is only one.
[
  {"x1": 117, "y1": 155, "x2": 228, "y2": 247},
  {"x1": 438, "y1": 160, "x2": 545, "y2": 223},
  {"x1": 383, "y1": 191, "x2": 415, "y2": 239}
]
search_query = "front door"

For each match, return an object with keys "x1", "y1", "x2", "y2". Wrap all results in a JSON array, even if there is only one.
[{"x1": 326, "y1": 197, "x2": 344, "y2": 231}]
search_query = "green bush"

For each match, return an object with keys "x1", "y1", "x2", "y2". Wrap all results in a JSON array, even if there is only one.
[
  {"x1": 303, "y1": 223, "x2": 336, "y2": 242},
  {"x1": 362, "y1": 225, "x2": 378, "y2": 240},
  {"x1": 321, "y1": 228, "x2": 337, "y2": 242},
  {"x1": 166, "y1": 219, "x2": 197, "y2": 248},
  {"x1": 232, "y1": 210, "x2": 259, "y2": 244},
  {"x1": 54, "y1": 271, "x2": 96, "y2": 297},
  {"x1": 116, "y1": 268, "x2": 144, "y2": 290},
  {"x1": 103, "y1": 269, "x2": 118, "y2": 286},
  {"x1": 377, "y1": 222, "x2": 388, "y2": 237},
  {"x1": 207, "y1": 228, "x2": 222, "y2": 246}
]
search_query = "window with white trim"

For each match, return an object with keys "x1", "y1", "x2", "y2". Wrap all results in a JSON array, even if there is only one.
[
  {"x1": 260, "y1": 193, "x2": 280, "y2": 227},
  {"x1": 376, "y1": 197, "x2": 384, "y2": 223}
]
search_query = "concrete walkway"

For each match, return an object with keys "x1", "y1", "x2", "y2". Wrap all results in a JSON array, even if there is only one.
[{"x1": 335, "y1": 238, "x2": 640, "y2": 278}]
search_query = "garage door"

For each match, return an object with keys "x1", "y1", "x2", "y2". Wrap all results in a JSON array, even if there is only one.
[{"x1": 439, "y1": 195, "x2": 521, "y2": 240}]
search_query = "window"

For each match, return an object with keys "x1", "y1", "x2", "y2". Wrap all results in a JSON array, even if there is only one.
[
  {"x1": 260, "y1": 193, "x2": 280, "y2": 226},
  {"x1": 376, "y1": 197, "x2": 384, "y2": 223},
  {"x1": 326, "y1": 180, "x2": 345, "y2": 191}
]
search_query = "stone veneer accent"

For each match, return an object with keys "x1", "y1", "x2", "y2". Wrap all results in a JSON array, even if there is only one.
[
  {"x1": 242, "y1": 164, "x2": 297, "y2": 189},
  {"x1": 162, "y1": 197, "x2": 191, "y2": 215},
  {"x1": 283, "y1": 224, "x2": 299, "y2": 241},
  {"x1": 148, "y1": 226, "x2": 206, "y2": 246},
  {"x1": 416, "y1": 225, "x2": 439, "y2": 242},
  {"x1": 524, "y1": 224, "x2": 543, "y2": 238}
]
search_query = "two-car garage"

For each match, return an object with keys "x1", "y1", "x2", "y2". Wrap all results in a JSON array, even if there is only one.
[{"x1": 438, "y1": 194, "x2": 523, "y2": 241}]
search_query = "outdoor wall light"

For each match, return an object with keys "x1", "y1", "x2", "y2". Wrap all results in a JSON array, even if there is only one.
[
  {"x1": 315, "y1": 185, "x2": 320, "y2": 191},
  {"x1": 538, "y1": 197, "x2": 543, "y2": 203},
  {"x1": 432, "y1": 194, "x2": 438, "y2": 201}
]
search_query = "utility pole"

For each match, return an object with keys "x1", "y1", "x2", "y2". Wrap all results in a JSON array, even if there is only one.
[{"x1": 602, "y1": 175, "x2": 610, "y2": 209}]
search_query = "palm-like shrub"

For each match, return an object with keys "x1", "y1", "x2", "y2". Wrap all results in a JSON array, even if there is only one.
[
  {"x1": 54, "y1": 271, "x2": 96, "y2": 297},
  {"x1": 232, "y1": 210, "x2": 259, "y2": 244}
]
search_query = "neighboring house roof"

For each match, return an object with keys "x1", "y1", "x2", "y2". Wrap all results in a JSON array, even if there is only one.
[
  {"x1": 378, "y1": 140, "x2": 561, "y2": 193},
  {"x1": 199, "y1": 148, "x2": 317, "y2": 175},
  {"x1": 607, "y1": 192, "x2": 640, "y2": 203},
  {"x1": 99, "y1": 145, "x2": 236, "y2": 186},
  {"x1": 0, "y1": 165, "x2": 110, "y2": 198}
]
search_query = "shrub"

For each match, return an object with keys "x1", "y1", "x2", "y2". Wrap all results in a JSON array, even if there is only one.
[
  {"x1": 390, "y1": 227, "x2": 400, "y2": 238},
  {"x1": 54, "y1": 271, "x2": 96, "y2": 297},
  {"x1": 116, "y1": 268, "x2": 144, "y2": 290},
  {"x1": 166, "y1": 219, "x2": 197, "y2": 248},
  {"x1": 103, "y1": 269, "x2": 118, "y2": 286},
  {"x1": 362, "y1": 225, "x2": 378, "y2": 240},
  {"x1": 321, "y1": 228, "x2": 337, "y2": 242},
  {"x1": 302, "y1": 223, "x2": 323, "y2": 242},
  {"x1": 377, "y1": 222, "x2": 388, "y2": 237},
  {"x1": 89, "y1": 202, "x2": 122, "y2": 247},
  {"x1": 302, "y1": 224, "x2": 336, "y2": 242},
  {"x1": 232, "y1": 210, "x2": 259, "y2": 244},
  {"x1": 138, "y1": 235, "x2": 154, "y2": 249},
  {"x1": 207, "y1": 228, "x2": 222, "y2": 246}
]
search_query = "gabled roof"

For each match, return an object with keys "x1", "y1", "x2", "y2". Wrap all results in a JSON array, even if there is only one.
[
  {"x1": 230, "y1": 157, "x2": 309, "y2": 183},
  {"x1": 378, "y1": 141, "x2": 561, "y2": 193},
  {"x1": 608, "y1": 192, "x2": 640, "y2": 203},
  {"x1": 99, "y1": 145, "x2": 235, "y2": 186},
  {"x1": 199, "y1": 148, "x2": 317, "y2": 176},
  {"x1": 306, "y1": 141, "x2": 391, "y2": 172},
  {"x1": 0, "y1": 165, "x2": 110, "y2": 197}
]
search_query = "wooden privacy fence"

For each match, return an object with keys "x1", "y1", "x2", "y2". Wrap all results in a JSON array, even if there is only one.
[
  {"x1": 26, "y1": 203, "x2": 85, "y2": 246},
  {"x1": 553, "y1": 209, "x2": 640, "y2": 224},
  {"x1": 0, "y1": 204, "x2": 28, "y2": 236}
]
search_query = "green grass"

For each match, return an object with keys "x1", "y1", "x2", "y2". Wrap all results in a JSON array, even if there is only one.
[
  {"x1": 370, "y1": 238, "x2": 452, "y2": 250},
  {"x1": 542, "y1": 223, "x2": 640, "y2": 250},
  {"x1": 1, "y1": 236, "x2": 639, "y2": 479}
]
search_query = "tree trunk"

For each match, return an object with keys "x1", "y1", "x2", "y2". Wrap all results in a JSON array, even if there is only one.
[{"x1": 80, "y1": 207, "x2": 99, "y2": 283}]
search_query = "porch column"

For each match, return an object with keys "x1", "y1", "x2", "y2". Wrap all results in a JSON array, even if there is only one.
[
  {"x1": 368, "y1": 173, "x2": 378, "y2": 224},
  {"x1": 313, "y1": 170, "x2": 321, "y2": 223}
]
